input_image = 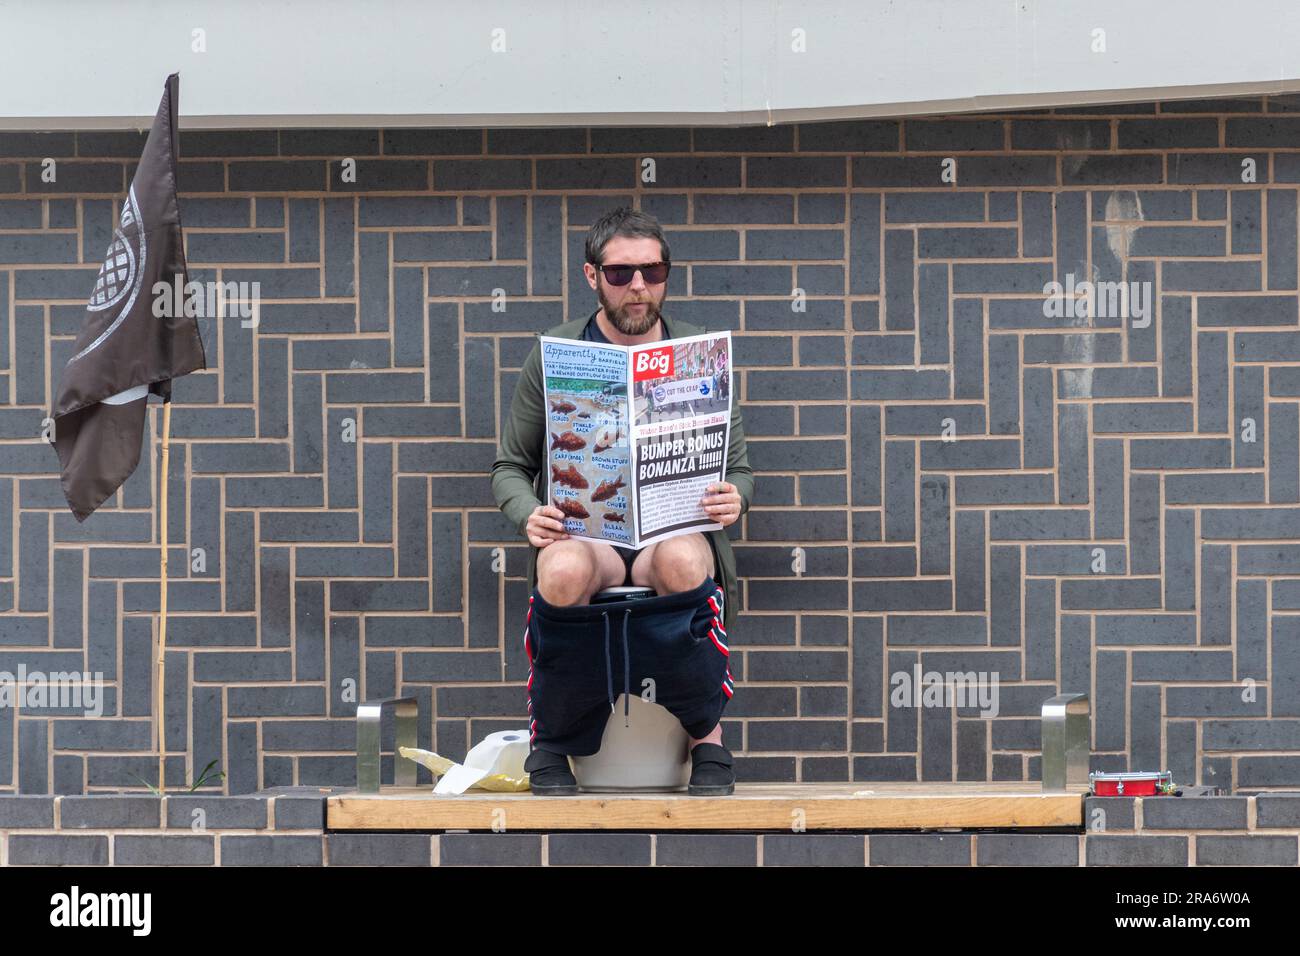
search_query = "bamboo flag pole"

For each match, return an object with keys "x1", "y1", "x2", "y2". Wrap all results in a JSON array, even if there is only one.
[{"x1": 156, "y1": 398, "x2": 172, "y2": 794}]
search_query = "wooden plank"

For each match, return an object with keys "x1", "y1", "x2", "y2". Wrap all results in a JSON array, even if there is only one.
[{"x1": 327, "y1": 782, "x2": 1086, "y2": 831}]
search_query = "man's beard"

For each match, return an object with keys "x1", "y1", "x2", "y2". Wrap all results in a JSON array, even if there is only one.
[{"x1": 598, "y1": 285, "x2": 663, "y2": 336}]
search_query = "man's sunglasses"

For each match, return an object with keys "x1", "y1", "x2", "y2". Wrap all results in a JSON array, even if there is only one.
[{"x1": 593, "y1": 261, "x2": 671, "y2": 286}]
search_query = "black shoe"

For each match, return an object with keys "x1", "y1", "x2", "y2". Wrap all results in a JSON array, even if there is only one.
[
  {"x1": 524, "y1": 748, "x2": 577, "y2": 795},
  {"x1": 688, "y1": 743, "x2": 735, "y2": 796}
]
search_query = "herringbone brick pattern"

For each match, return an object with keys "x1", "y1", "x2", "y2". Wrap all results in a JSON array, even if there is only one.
[{"x1": 2, "y1": 98, "x2": 1300, "y2": 792}]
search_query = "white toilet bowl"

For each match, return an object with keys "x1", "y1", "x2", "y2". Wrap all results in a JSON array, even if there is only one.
[{"x1": 570, "y1": 693, "x2": 691, "y2": 792}]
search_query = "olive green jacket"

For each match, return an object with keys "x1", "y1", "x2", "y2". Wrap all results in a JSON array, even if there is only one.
[{"x1": 490, "y1": 313, "x2": 754, "y2": 634}]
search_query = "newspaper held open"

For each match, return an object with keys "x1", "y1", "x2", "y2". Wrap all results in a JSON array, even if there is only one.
[{"x1": 540, "y1": 330, "x2": 733, "y2": 549}]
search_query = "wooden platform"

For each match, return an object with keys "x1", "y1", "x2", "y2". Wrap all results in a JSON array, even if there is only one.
[{"x1": 327, "y1": 782, "x2": 1086, "y2": 831}]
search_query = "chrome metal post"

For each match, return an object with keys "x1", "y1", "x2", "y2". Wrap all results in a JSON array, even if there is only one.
[
  {"x1": 1041, "y1": 692, "x2": 1090, "y2": 792},
  {"x1": 355, "y1": 696, "x2": 418, "y2": 794}
]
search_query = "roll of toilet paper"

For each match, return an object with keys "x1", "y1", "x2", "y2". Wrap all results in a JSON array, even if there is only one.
[
  {"x1": 436, "y1": 730, "x2": 531, "y2": 794},
  {"x1": 398, "y1": 729, "x2": 531, "y2": 795}
]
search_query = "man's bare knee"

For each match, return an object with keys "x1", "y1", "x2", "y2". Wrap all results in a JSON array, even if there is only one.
[
  {"x1": 649, "y1": 535, "x2": 711, "y2": 594},
  {"x1": 537, "y1": 541, "x2": 599, "y2": 605}
]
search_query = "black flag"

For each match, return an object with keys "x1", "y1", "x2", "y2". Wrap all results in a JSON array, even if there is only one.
[{"x1": 52, "y1": 73, "x2": 207, "y2": 521}]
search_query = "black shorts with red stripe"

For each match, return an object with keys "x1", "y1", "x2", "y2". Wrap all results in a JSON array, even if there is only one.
[{"x1": 522, "y1": 576, "x2": 732, "y2": 756}]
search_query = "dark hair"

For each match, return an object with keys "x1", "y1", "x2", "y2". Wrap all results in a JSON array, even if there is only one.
[{"x1": 584, "y1": 206, "x2": 671, "y2": 266}]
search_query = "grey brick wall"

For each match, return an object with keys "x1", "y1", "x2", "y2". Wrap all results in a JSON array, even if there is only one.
[{"x1": 3, "y1": 96, "x2": 1300, "y2": 793}]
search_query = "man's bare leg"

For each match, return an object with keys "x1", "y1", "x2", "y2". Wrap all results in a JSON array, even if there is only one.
[
  {"x1": 535, "y1": 538, "x2": 627, "y2": 606},
  {"x1": 629, "y1": 533, "x2": 723, "y2": 750},
  {"x1": 629, "y1": 531, "x2": 714, "y2": 595}
]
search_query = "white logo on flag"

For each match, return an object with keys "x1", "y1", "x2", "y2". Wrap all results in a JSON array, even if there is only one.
[{"x1": 68, "y1": 185, "x2": 149, "y2": 364}]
